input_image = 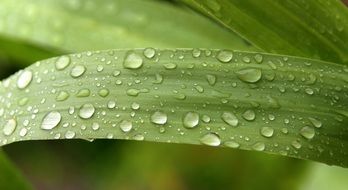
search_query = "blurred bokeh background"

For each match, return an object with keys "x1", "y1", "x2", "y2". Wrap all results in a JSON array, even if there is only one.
[{"x1": 0, "y1": 0, "x2": 347, "y2": 189}]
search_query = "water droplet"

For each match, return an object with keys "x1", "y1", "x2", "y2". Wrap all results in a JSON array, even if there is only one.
[
  {"x1": 133, "y1": 134, "x2": 144, "y2": 141},
  {"x1": 65, "y1": 131, "x2": 75, "y2": 139},
  {"x1": 153, "y1": 73, "x2": 163, "y2": 84},
  {"x1": 194, "y1": 85, "x2": 204, "y2": 93},
  {"x1": 242, "y1": 110, "x2": 256, "y2": 121},
  {"x1": 236, "y1": 68, "x2": 262, "y2": 83},
  {"x1": 151, "y1": 111, "x2": 167, "y2": 125},
  {"x1": 254, "y1": 54, "x2": 263, "y2": 63},
  {"x1": 19, "y1": 128, "x2": 28, "y2": 137},
  {"x1": 120, "y1": 120, "x2": 132, "y2": 132},
  {"x1": 291, "y1": 140, "x2": 302, "y2": 149},
  {"x1": 308, "y1": 117, "x2": 322, "y2": 128},
  {"x1": 123, "y1": 52, "x2": 143, "y2": 69},
  {"x1": 221, "y1": 112, "x2": 238, "y2": 127},
  {"x1": 76, "y1": 88, "x2": 90, "y2": 97},
  {"x1": 206, "y1": 74, "x2": 216, "y2": 86},
  {"x1": 217, "y1": 50, "x2": 233, "y2": 63},
  {"x1": 55, "y1": 56, "x2": 70, "y2": 70},
  {"x1": 107, "y1": 100, "x2": 116, "y2": 109},
  {"x1": 252, "y1": 142, "x2": 265, "y2": 151},
  {"x1": 131, "y1": 102, "x2": 140, "y2": 110},
  {"x1": 143, "y1": 48, "x2": 156, "y2": 59},
  {"x1": 200, "y1": 133, "x2": 221, "y2": 146},
  {"x1": 79, "y1": 103, "x2": 95, "y2": 119},
  {"x1": 17, "y1": 70, "x2": 33, "y2": 89},
  {"x1": 183, "y1": 112, "x2": 199, "y2": 128},
  {"x1": 260, "y1": 127, "x2": 274, "y2": 137},
  {"x1": 224, "y1": 140, "x2": 240, "y2": 148},
  {"x1": 127, "y1": 89, "x2": 140, "y2": 96},
  {"x1": 92, "y1": 122, "x2": 100, "y2": 131},
  {"x1": 56, "y1": 91, "x2": 70, "y2": 101},
  {"x1": 300, "y1": 126, "x2": 315, "y2": 140},
  {"x1": 163, "y1": 63, "x2": 177, "y2": 70},
  {"x1": 202, "y1": 115, "x2": 211, "y2": 123},
  {"x1": 70, "y1": 65, "x2": 86, "y2": 78},
  {"x1": 98, "y1": 88, "x2": 109, "y2": 97},
  {"x1": 3, "y1": 119, "x2": 16, "y2": 136},
  {"x1": 113, "y1": 70, "x2": 121, "y2": 77},
  {"x1": 305, "y1": 88, "x2": 314, "y2": 95},
  {"x1": 41, "y1": 111, "x2": 61, "y2": 130}
]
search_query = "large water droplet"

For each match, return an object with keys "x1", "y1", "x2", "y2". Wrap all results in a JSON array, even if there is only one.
[
  {"x1": 70, "y1": 65, "x2": 86, "y2": 78},
  {"x1": 17, "y1": 70, "x2": 33, "y2": 89},
  {"x1": 242, "y1": 109, "x2": 256, "y2": 121},
  {"x1": 217, "y1": 50, "x2": 233, "y2": 63},
  {"x1": 260, "y1": 127, "x2": 274, "y2": 137},
  {"x1": 221, "y1": 112, "x2": 238, "y2": 127},
  {"x1": 183, "y1": 112, "x2": 199, "y2": 128},
  {"x1": 151, "y1": 111, "x2": 167, "y2": 125},
  {"x1": 79, "y1": 103, "x2": 95, "y2": 119},
  {"x1": 120, "y1": 120, "x2": 132, "y2": 132},
  {"x1": 3, "y1": 119, "x2": 16, "y2": 136},
  {"x1": 235, "y1": 68, "x2": 262, "y2": 83},
  {"x1": 200, "y1": 133, "x2": 221, "y2": 146},
  {"x1": 123, "y1": 52, "x2": 143, "y2": 69},
  {"x1": 41, "y1": 111, "x2": 61, "y2": 130},
  {"x1": 300, "y1": 126, "x2": 315, "y2": 140},
  {"x1": 55, "y1": 56, "x2": 70, "y2": 70}
]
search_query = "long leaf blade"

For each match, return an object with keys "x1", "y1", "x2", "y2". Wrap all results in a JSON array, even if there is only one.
[
  {"x1": 0, "y1": 49, "x2": 347, "y2": 167},
  {"x1": 180, "y1": 0, "x2": 348, "y2": 64}
]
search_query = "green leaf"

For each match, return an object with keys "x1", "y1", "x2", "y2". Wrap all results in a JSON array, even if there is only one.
[
  {"x1": 0, "y1": 48, "x2": 347, "y2": 167},
  {"x1": 180, "y1": 0, "x2": 348, "y2": 64},
  {"x1": 0, "y1": 150, "x2": 32, "y2": 190},
  {"x1": 0, "y1": 0, "x2": 256, "y2": 56}
]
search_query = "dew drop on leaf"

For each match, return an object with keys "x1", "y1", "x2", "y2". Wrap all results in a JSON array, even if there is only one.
[
  {"x1": 17, "y1": 70, "x2": 33, "y2": 89},
  {"x1": 183, "y1": 112, "x2": 199, "y2": 128},
  {"x1": 242, "y1": 109, "x2": 256, "y2": 121},
  {"x1": 79, "y1": 103, "x2": 95, "y2": 119},
  {"x1": 200, "y1": 133, "x2": 221, "y2": 146},
  {"x1": 123, "y1": 52, "x2": 143, "y2": 69},
  {"x1": 3, "y1": 119, "x2": 17, "y2": 136},
  {"x1": 119, "y1": 120, "x2": 132, "y2": 132},
  {"x1": 300, "y1": 126, "x2": 315, "y2": 140},
  {"x1": 151, "y1": 111, "x2": 167, "y2": 125},
  {"x1": 55, "y1": 56, "x2": 70, "y2": 70},
  {"x1": 221, "y1": 112, "x2": 238, "y2": 127},
  {"x1": 260, "y1": 127, "x2": 274, "y2": 137},
  {"x1": 41, "y1": 111, "x2": 61, "y2": 130},
  {"x1": 70, "y1": 65, "x2": 86, "y2": 78},
  {"x1": 217, "y1": 50, "x2": 233, "y2": 63},
  {"x1": 235, "y1": 68, "x2": 262, "y2": 83}
]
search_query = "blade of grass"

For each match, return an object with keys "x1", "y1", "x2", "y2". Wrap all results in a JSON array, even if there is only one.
[
  {"x1": 0, "y1": 0, "x2": 257, "y2": 58},
  {"x1": 180, "y1": 0, "x2": 348, "y2": 64},
  {"x1": 0, "y1": 48, "x2": 347, "y2": 167}
]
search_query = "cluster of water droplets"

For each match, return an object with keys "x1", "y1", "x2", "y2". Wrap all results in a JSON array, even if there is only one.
[{"x1": 0, "y1": 48, "x2": 347, "y2": 166}]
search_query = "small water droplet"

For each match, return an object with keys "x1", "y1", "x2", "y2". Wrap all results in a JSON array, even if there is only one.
[
  {"x1": 163, "y1": 63, "x2": 177, "y2": 70},
  {"x1": 183, "y1": 112, "x2": 199, "y2": 128},
  {"x1": 200, "y1": 133, "x2": 221, "y2": 146},
  {"x1": 291, "y1": 140, "x2": 302, "y2": 149},
  {"x1": 254, "y1": 54, "x2": 263, "y2": 63},
  {"x1": 202, "y1": 115, "x2": 211, "y2": 123},
  {"x1": 221, "y1": 112, "x2": 238, "y2": 127},
  {"x1": 242, "y1": 109, "x2": 256, "y2": 121},
  {"x1": 79, "y1": 103, "x2": 95, "y2": 119},
  {"x1": 98, "y1": 88, "x2": 110, "y2": 97},
  {"x1": 252, "y1": 142, "x2": 265, "y2": 151},
  {"x1": 17, "y1": 70, "x2": 33, "y2": 89},
  {"x1": 224, "y1": 140, "x2": 240, "y2": 148},
  {"x1": 107, "y1": 100, "x2": 116, "y2": 109},
  {"x1": 41, "y1": 111, "x2": 61, "y2": 130},
  {"x1": 56, "y1": 91, "x2": 70, "y2": 101},
  {"x1": 260, "y1": 127, "x2": 274, "y2": 137},
  {"x1": 217, "y1": 50, "x2": 233, "y2": 63},
  {"x1": 308, "y1": 117, "x2": 322, "y2": 128},
  {"x1": 236, "y1": 68, "x2": 262, "y2": 83},
  {"x1": 65, "y1": 131, "x2": 75, "y2": 139},
  {"x1": 143, "y1": 48, "x2": 156, "y2": 59},
  {"x1": 76, "y1": 88, "x2": 90, "y2": 97},
  {"x1": 70, "y1": 65, "x2": 86, "y2": 78},
  {"x1": 206, "y1": 74, "x2": 216, "y2": 86},
  {"x1": 120, "y1": 120, "x2": 132, "y2": 132},
  {"x1": 300, "y1": 126, "x2": 315, "y2": 140},
  {"x1": 151, "y1": 111, "x2": 167, "y2": 125},
  {"x1": 92, "y1": 122, "x2": 100, "y2": 131},
  {"x1": 123, "y1": 52, "x2": 143, "y2": 69},
  {"x1": 3, "y1": 119, "x2": 17, "y2": 136},
  {"x1": 55, "y1": 56, "x2": 70, "y2": 70}
]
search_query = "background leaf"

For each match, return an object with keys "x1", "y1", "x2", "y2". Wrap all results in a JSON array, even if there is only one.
[
  {"x1": 180, "y1": 0, "x2": 348, "y2": 64},
  {"x1": 0, "y1": 48, "x2": 347, "y2": 167}
]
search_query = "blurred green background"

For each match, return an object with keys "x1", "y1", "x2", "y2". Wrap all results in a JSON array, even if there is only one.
[{"x1": 0, "y1": 0, "x2": 348, "y2": 189}]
